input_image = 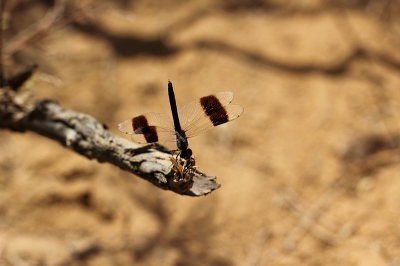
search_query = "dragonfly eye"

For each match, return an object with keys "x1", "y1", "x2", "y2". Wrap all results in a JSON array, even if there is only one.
[{"x1": 180, "y1": 149, "x2": 192, "y2": 159}]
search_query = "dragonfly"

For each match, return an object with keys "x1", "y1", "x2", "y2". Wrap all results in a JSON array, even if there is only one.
[{"x1": 118, "y1": 81, "x2": 244, "y2": 159}]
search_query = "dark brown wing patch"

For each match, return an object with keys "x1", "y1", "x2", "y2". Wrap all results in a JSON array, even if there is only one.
[
  {"x1": 132, "y1": 115, "x2": 158, "y2": 143},
  {"x1": 200, "y1": 95, "x2": 229, "y2": 125},
  {"x1": 132, "y1": 115, "x2": 148, "y2": 131},
  {"x1": 208, "y1": 108, "x2": 230, "y2": 126}
]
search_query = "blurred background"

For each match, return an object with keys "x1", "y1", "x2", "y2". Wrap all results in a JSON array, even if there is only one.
[{"x1": 1, "y1": 0, "x2": 400, "y2": 265}]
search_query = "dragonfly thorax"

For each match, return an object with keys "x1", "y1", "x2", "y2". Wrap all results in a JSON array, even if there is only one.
[{"x1": 175, "y1": 130, "x2": 189, "y2": 151}]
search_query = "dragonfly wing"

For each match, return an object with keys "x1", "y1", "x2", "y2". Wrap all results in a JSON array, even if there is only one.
[
  {"x1": 184, "y1": 104, "x2": 244, "y2": 138},
  {"x1": 178, "y1": 91, "x2": 243, "y2": 138},
  {"x1": 178, "y1": 92, "x2": 234, "y2": 129},
  {"x1": 118, "y1": 112, "x2": 176, "y2": 144}
]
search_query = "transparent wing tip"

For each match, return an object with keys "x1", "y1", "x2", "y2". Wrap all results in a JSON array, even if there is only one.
[{"x1": 118, "y1": 120, "x2": 133, "y2": 134}]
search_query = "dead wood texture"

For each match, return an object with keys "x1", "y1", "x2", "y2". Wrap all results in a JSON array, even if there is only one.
[{"x1": 0, "y1": 87, "x2": 221, "y2": 196}]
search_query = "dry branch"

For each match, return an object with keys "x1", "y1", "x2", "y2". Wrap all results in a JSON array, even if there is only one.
[{"x1": 0, "y1": 86, "x2": 221, "y2": 196}]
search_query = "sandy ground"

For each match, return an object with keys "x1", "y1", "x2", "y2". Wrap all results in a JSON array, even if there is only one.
[{"x1": 1, "y1": 0, "x2": 400, "y2": 265}]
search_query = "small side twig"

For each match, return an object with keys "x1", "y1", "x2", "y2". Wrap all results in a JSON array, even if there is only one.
[
  {"x1": 3, "y1": 0, "x2": 66, "y2": 56},
  {"x1": 0, "y1": 87, "x2": 220, "y2": 196}
]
